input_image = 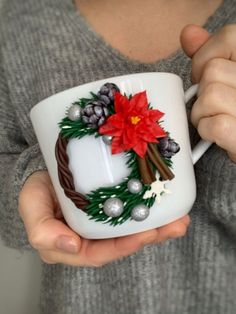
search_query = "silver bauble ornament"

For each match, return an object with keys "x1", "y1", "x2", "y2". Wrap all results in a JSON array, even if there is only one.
[
  {"x1": 103, "y1": 198, "x2": 124, "y2": 217},
  {"x1": 127, "y1": 179, "x2": 142, "y2": 194},
  {"x1": 102, "y1": 135, "x2": 113, "y2": 145},
  {"x1": 131, "y1": 204, "x2": 150, "y2": 221},
  {"x1": 67, "y1": 104, "x2": 82, "y2": 121}
]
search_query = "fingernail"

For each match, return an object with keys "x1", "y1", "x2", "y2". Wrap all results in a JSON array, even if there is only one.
[{"x1": 56, "y1": 235, "x2": 79, "y2": 254}]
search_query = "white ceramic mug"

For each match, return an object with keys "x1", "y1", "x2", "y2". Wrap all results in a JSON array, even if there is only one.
[{"x1": 30, "y1": 72, "x2": 211, "y2": 239}]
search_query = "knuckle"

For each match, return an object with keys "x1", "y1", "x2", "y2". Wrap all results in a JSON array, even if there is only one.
[
  {"x1": 202, "y1": 82, "x2": 222, "y2": 107},
  {"x1": 28, "y1": 229, "x2": 43, "y2": 249},
  {"x1": 211, "y1": 115, "x2": 230, "y2": 145},
  {"x1": 202, "y1": 58, "x2": 223, "y2": 83},
  {"x1": 190, "y1": 102, "x2": 199, "y2": 126},
  {"x1": 171, "y1": 225, "x2": 188, "y2": 238},
  {"x1": 204, "y1": 81, "x2": 221, "y2": 97},
  {"x1": 182, "y1": 215, "x2": 191, "y2": 227},
  {"x1": 39, "y1": 251, "x2": 57, "y2": 265}
]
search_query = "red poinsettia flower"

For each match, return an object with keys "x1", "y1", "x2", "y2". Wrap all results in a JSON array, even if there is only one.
[{"x1": 99, "y1": 91, "x2": 167, "y2": 157}]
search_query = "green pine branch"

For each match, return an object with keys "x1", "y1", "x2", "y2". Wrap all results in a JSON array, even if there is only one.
[{"x1": 85, "y1": 150, "x2": 156, "y2": 226}]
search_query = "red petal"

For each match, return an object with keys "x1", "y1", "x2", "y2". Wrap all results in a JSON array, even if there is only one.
[
  {"x1": 129, "y1": 91, "x2": 148, "y2": 114},
  {"x1": 107, "y1": 113, "x2": 125, "y2": 129},
  {"x1": 99, "y1": 123, "x2": 114, "y2": 134},
  {"x1": 147, "y1": 123, "x2": 166, "y2": 138},
  {"x1": 99, "y1": 113, "x2": 125, "y2": 136},
  {"x1": 111, "y1": 136, "x2": 125, "y2": 154},
  {"x1": 134, "y1": 120, "x2": 166, "y2": 144},
  {"x1": 114, "y1": 92, "x2": 129, "y2": 113},
  {"x1": 147, "y1": 109, "x2": 164, "y2": 122},
  {"x1": 123, "y1": 127, "x2": 138, "y2": 149},
  {"x1": 139, "y1": 132, "x2": 157, "y2": 142},
  {"x1": 133, "y1": 140, "x2": 147, "y2": 158},
  {"x1": 154, "y1": 125, "x2": 166, "y2": 138},
  {"x1": 99, "y1": 123, "x2": 123, "y2": 136}
]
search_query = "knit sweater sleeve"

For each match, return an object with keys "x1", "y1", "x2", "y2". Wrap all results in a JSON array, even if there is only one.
[
  {"x1": 0, "y1": 48, "x2": 47, "y2": 249},
  {"x1": 195, "y1": 144, "x2": 236, "y2": 237}
]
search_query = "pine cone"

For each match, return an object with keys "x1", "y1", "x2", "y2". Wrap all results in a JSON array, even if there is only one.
[
  {"x1": 81, "y1": 100, "x2": 109, "y2": 129},
  {"x1": 158, "y1": 137, "x2": 180, "y2": 158},
  {"x1": 97, "y1": 83, "x2": 120, "y2": 105}
]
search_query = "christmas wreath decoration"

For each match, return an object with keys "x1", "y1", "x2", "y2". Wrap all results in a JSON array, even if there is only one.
[{"x1": 55, "y1": 83, "x2": 180, "y2": 226}]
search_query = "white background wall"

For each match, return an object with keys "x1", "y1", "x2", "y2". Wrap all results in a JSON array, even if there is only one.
[{"x1": 0, "y1": 1, "x2": 42, "y2": 314}]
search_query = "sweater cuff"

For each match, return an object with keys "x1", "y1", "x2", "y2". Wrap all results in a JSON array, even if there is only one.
[{"x1": 0, "y1": 144, "x2": 47, "y2": 250}]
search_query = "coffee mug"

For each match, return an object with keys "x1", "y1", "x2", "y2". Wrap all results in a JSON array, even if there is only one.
[{"x1": 30, "y1": 72, "x2": 211, "y2": 239}]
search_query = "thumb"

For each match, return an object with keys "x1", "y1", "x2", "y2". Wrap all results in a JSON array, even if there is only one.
[
  {"x1": 19, "y1": 170, "x2": 81, "y2": 254},
  {"x1": 29, "y1": 217, "x2": 82, "y2": 254},
  {"x1": 180, "y1": 24, "x2": 211, "y2": 57}
]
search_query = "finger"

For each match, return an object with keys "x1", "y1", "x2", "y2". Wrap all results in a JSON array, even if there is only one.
[
  {"x1": 19, "y1": 171, "x2": 57, "y2": 226},
  {"x1": 81, "y1": 215, "x2": 191, "y2": 265},
  {"x1": 191, "y1": 24, "x2": 236, "y2": 82},
  {"x1": 180, "y1": 24, "x2": 210, "y2": 57},
  {"x1": 191, "y1": 82, "x2": 236, "y2": 127},
  {"x1": 28, "y1": 217, "x2": 81, "y2": 254},
  {"x1": 154, "y1": 215, "x2": 190, "y2": 241},
  {"x1": 38, "y1": 215, "x2": 190, "y2": 267},
  {"x1": 79, "y1": 230, "x2": 160, "y2": 266},
  {"x1": 38, "y1": 229, "x2": 158, "y2": 267},
  {"x1": 197, "y1": 113, "x2": 236, "y2": 156},
  {"x1": 19, "y1": 172, "x2": 81, "y2": 253},
  {"x1": 197, "y1": 58, "x2": 236, "y2": 95}
]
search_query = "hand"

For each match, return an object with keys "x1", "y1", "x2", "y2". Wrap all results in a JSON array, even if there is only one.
[
  {"x1": 19, "y1": 171, "x2": 190, "y2": 267},
  {"x1": 180, "y1": 24, "x2": 236, "y2": 163}
]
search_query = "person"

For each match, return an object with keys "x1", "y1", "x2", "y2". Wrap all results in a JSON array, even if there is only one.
[{"x1": 0, "y1": 0, "x2": 236, "y2": 313}]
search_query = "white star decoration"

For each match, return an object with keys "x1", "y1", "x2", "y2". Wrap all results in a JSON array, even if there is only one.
[{"x1": 143, "y1": 176, "x2": 171, "y2": 204}]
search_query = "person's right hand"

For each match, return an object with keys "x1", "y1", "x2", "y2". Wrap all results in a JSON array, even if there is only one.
[{"x1": 19, "y1": 170, "x2": 190, "y2": 267}]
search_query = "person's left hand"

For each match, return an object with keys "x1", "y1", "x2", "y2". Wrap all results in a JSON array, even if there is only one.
[
  {"x1": 180, "y1": 24, "x2": 236, "y2": 163},
  {"x1": 19, "y1": 171, "x2": 190, "y2": 267}
]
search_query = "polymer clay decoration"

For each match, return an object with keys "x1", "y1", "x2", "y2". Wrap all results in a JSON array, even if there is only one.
[{"x1": 55, "y1": 83, "x2": 180, "y2": 226}]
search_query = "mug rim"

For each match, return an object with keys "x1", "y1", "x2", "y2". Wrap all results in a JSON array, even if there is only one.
[{"x1": 30, "y1": 72, "x2": 182, "y2": 116}]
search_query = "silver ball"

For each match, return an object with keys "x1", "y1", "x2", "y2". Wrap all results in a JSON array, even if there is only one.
[
  {"x1": 127, "y1": 179, "x2": 142, "y2": 194},
  {"x1": 131, "y1": 204, "x2": 150, "y2": 221},
  {"x1": 102, "y1": 135, "x2": 113, "y2": 145},
  {"x1": 67, "y1": 104, "x2": 82, "y2": 121},
  {"x1": 103, "y1": 198, "x2": 124, "y2": 217}
]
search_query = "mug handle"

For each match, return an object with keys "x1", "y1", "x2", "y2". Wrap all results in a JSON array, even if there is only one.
[{"x1": 184, "y1": 84, "x2": 212, "y2": 165}]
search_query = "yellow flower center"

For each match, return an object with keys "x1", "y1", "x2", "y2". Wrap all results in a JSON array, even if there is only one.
[{"x1": 130, "y1": 116, "x2": 141, "y2": 125}]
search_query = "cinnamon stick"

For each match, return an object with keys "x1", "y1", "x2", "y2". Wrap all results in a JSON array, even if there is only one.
[
  {"x1": 147, "y1": 143, "x2": 175, "y2": 181},
  {"x1": 137, "y1": 155, "x2": 156, "y2": 184}
]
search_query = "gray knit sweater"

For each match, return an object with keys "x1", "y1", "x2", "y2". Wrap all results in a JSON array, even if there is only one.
[{"x1": 0, "y1": 0, "x2": 236, "y2": 313}]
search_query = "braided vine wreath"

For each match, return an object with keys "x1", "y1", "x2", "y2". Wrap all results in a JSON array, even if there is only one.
[{"x1": 55, "y1": 83, "x2": 180, "y2": 226}]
